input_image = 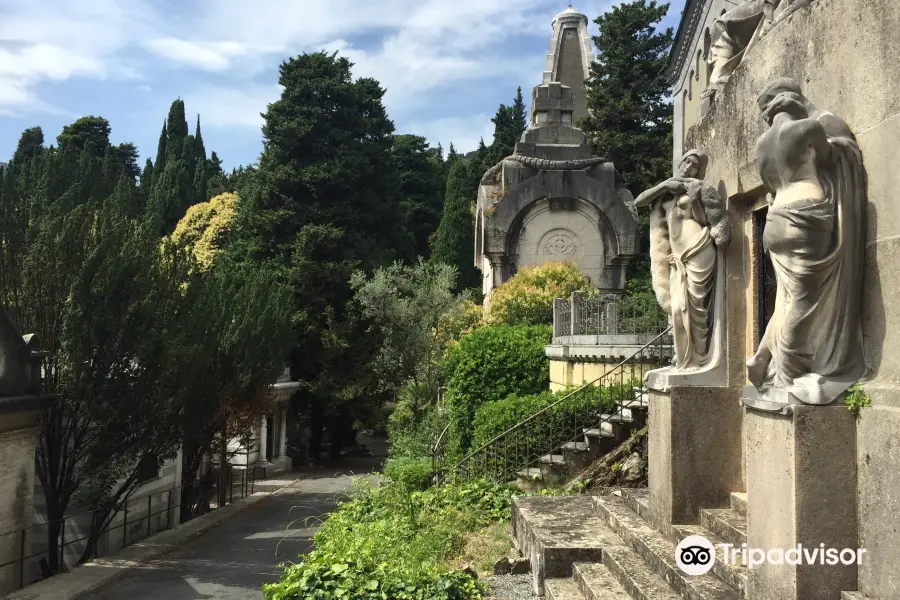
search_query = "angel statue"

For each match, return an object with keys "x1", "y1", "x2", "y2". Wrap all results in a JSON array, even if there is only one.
[
  {"x1": 746, "y1": 77, "x2": 865, "y2": 407},
  {"x1": 706, "y1": 0, "x2": 808, "y2": 94},
  {"x1": 634, "y1": 150, "x2": 731, "y2": 371}
]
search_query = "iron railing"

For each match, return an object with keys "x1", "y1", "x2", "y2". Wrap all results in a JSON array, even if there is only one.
[
  {"x1": 0, "y1": 464, "x2": 266, "y2": 592},
  {"x1": 440, "y1": 328, "x2": 673, "y2": 484},
  {"x1": 431, "y1": 422, "x2": 451, "y2": 483},
  {"x1": 553, "y1": 291, "x2": 669, "y2": 338}
]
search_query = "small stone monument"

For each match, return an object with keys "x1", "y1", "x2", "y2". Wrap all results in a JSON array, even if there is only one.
[{"x1": 0, "y1": 310, "x2": 55, "y2": 594}]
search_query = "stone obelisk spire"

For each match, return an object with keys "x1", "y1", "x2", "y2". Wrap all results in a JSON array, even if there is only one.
[{"x1": 536, "y1": 5, "x2": 594, "y2": 124}]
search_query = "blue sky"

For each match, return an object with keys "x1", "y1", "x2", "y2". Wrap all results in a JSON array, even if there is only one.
[{"x1": 0, "y1": 0, "x2": 686, "y2": 171}]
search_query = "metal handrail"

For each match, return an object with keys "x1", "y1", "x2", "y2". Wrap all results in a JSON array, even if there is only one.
[{"x1": 445, "y1": 327, "x2": 673, "y2": 484}]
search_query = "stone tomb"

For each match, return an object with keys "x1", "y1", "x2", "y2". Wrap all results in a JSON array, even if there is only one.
[{"x1": 475, "y1": 6, "x2": 640, "y2": 303}]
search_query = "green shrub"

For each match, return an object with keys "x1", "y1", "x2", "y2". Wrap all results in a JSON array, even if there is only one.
[
  {"x1": 467, "y1": 382, "x2": 635, "y2": 479},
  {"x1": 485, "y1": 262, "x2": 592, "y2": 326},
  {"x1": 263, "y1": 478, "x2": 515, "y2": 600},
  {"x1": 384, "y1": 457, "x2": 435, "y2": 491},
  {"x1": 443, "y1": 324, "x2": 551, "y2": 455},
  {"x1": 388, "y1": 398, "x2": 450, "y2": 459}
]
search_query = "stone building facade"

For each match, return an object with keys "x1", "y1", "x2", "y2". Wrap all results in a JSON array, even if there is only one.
[
  {"x1": 475, "y1": 7, "x2": 640, "y2": 302},
  {"x1": 664, "y1": 0, "x2": 900, "y2": 597}
]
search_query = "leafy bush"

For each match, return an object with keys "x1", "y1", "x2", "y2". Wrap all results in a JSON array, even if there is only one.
[
  {"x1": 263, "y1": 478, "x2": 516, "y2": 600},
  {"x1": 388, "y1": 400, "x2": 450, "y2": 459},
  {"x1": 471, "y1": 382, "x2": 635, "y2": 451},
  {"x1": 443, "y1": 325, "x2": 551, "y2": 455},
  {"x1": 486, "y1": 262, "x2": 592, "y2": 326},
  {"x1": 168, "y1": 192, "x2": 238, "y2": 270},
  {"x1": 384, "y1": 457, "x2": 435, "y2": 491}
]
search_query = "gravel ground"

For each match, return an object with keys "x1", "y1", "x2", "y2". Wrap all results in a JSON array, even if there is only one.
[{"x1": 484, "y1": 574, "x2": 542, "y2": 600}]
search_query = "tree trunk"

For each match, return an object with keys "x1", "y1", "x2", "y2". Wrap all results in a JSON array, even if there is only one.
[
  {"x1": 218, "y1": 427, "x2": 228, "y2": 507},
  {"x1": 309, "y1": 398, "x2": 324, "y2": 460}
]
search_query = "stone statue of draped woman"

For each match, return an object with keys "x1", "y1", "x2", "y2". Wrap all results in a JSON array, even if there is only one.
[
  {"x1": 707, "y1": 0, "x2": 808, "y2": 93},
  {"x1": 747, "y1": 78, "x2": 866, "y2": 407},
  {"x1": 635, "y1": 150, "x2": 731, "y2": 371}
]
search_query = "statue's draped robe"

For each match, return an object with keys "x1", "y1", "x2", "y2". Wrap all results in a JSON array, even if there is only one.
[
  {"x1": 709, "y1": 0, "x2": 772, "y2": 85},
  {"x1": 669, "y1": 219, "x2": 716, "y2": 370},
  {"x1": 747, "y1": 136, "x2": 866, "y2": 404}
]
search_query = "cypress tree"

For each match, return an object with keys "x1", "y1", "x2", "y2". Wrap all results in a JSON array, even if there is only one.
[
  {"x1": 581, "y1": 0, "x2": 673, "y2": 194},
  {"x1": 165, "y1": 99, "x2": 188, "y2": 162},
  {"x1": 430, "y1": 159, "x2": 480, "y2": 292},
  {"x1": 153, "y1": 121, "x2": 167, "y2": 186},
  {"x1": 512, "y1": 86, "x2": 528, "y2": 137},
  {"x1": 193, "y1": 116, "x2": 210, "y2": 202}
]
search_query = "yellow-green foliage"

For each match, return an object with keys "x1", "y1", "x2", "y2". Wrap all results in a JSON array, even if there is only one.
[
  {"x1": 436, "y1": 298, "x2": 484, "y2": 353},
  {"x1": 169, "y1": 192, "x2": 238, "y2": 269},
  {"x1": 486, "y1": 261, "x2": 592, "y2": 326}
]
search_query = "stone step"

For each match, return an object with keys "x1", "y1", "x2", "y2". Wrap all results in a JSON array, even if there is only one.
[
  {"x1": 562, "y1": 441, "x2": 597, "y2": 471},
  {"x1": 512, "y1": 496, "x2": 620, "y2": 596},
  {"x1": 600, "y1": 540, "x2": 682, "y2": 600},
  {"x1": 601, "y1": 412, "x2": 634, "y2": 424},
  {"x1": 585, "y1": 423, "x2": 616, "y2": 438},
  {"x1": 730, "y1": 492, "x2": 747, "y2": 517},
  {"x1": 593, "y1": 494, "x2": 741, "y2": 600},
  {"x1": 617, "y1": 488, "x2": 652, "y2": 524},
  {"x1": 516, "y1": 467, "x2": 547, "y2": 493},
  {"x1": 546, "y1": 577, "x2": 587, "y2": 600},
  {"x1": 672, "y1": 523, "x2": 747, "y2": 597},
  {"x1": 700, "y1": 508, "x2": 747, "y2": 548},
  {"x1": 841, "y1": 592, "x2": 872, "y2": 600},
  {"x1": 573, "y1": 561, "x2": 633, "y2": 599},
  {"x1": 539, "y1": 453, "x2": 567, "y2": 466}
]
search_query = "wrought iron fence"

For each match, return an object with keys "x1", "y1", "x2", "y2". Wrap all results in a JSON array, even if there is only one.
[
  {"x1": 554, "y1": 291, "x2": 669, "y2": 338},
  {"x1": 440, "y1": 328, "x2": 673, "y2": 485},
  {"x1": 0, "y1": 464, "x2": 266, "y2": 592},
  {"x1": 431, "y1": 422, "x2": 451, "y2": 483}
]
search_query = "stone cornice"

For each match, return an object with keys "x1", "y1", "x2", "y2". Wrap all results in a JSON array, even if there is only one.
[{"x1": 665, "y1": 0, "x2": 708, "y2": 85}]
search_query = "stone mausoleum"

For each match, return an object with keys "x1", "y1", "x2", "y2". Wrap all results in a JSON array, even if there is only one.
[
  {"x1": 474, "y1": 6, "x2": 640, "y2": 303},
  {"x1": 509, "y1": 1, "x2": 900, "y2": 600}
]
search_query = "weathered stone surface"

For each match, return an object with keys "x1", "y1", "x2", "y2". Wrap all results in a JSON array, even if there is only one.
[
  {"x1": 648, "y1": 386, "x2": 744, "y2": 531},
  {"x1": 857, "y1": 405, "x2": 900, "y2": 600},
  {"x1": 594, "y1": 493, "x2": 741, "y2": 600},
  {"x1": 511, "y1": 496, "x2": 619, "y2": 596},
  {"x1": 572, "y1": 561, "x2": 632, "y2": 600},
  {"x1": 744, "y1": 405, "x2": 858, "y2": 600}
]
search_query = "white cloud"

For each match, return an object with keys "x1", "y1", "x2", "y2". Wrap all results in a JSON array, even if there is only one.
[
  {"x1": 0, "y1": 0, "x2": 621, "y2": 149},
  {"x1": 400, "y1": 113, "x2": 497, "y2": 156},
  {"x1": 182, "y1": 84, "x2": 282, "y2": 130},
  {"x1": 144, "y1": 38, "x2": 250, "y2": 72},
  {"x1": 0, "y1": 0, "x2": 158, "y2": 114}
]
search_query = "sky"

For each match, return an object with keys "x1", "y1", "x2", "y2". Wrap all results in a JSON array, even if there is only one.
[{"x1": 0, "y1": 0, "x2": 687, "y2": 171}]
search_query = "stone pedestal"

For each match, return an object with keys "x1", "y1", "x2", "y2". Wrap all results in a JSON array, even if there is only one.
[
  {"x1": 649, "y1": 386, "x2": 743, "y2": 531},
  {"x1": 0, "y1": 395, "x2": 54, "y2": 595},
  {"x1": 744, "y1": 405, "x2": 858, "y2": 600}
]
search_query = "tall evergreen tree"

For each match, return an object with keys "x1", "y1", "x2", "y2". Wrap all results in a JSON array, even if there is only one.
[
  {"x1": 512, "y1": 86, "x2": 528, "y2": 136},
  {"x1": 165, "y1": 99, "x2": 189, "y2": 162},
  {"x1": 581, "y1": 0, "x2": 673, "y2": 195},
  {"x1": 206, "y1": 151, "x2": 227, "y2": 199},
  {"x1": 57, "y1": 116, "x2": 111, "y2": 157},
  {"x1": 235, "y1": 51, "x2": 410, "y2": 458},
  {"x1": 153, "y1": 121, "x2": 167, "y2": 185},
  {"x1": 430, "y1": 159, "x2": 480, "y2": 292},
  {"x1": 12, "y1": 126, "x2": 44, "y2": 167},
  {"x1": 391, "y1": 134, "x2": 445, "y2": 260},
  {"x1": 193, "y1": 116, "x2": 210, "y2": 202}
]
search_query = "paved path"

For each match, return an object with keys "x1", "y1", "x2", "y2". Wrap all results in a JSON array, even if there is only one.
[{"x1": 85, "y1": 457, "x2": 382, "y2": 600}]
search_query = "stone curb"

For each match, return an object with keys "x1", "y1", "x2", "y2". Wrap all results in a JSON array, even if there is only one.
[{"x1": 2, "y1": 478, "x2": 300, "y2": 600}]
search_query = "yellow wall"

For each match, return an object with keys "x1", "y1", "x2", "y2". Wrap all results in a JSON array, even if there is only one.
[{"x1": 549, "y1": 359, "x2": 656, "y2": 392}]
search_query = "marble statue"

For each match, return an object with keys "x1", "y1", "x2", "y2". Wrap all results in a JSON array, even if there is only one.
[
  {"x1": 635, "y1": 150, "x2": 731, "y2": 370},
  {"x1": 706, "y1": 0, "x2": 809, "y2": 93},
  {"x1": 746, "y1": 77, "x2": 865, "y2": 407}
]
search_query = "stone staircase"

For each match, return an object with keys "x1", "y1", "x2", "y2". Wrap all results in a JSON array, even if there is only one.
[
  {"x1": 512, "y1": 487, "x2": 749, "y2": 600},
  {"x1": 515, "y1": 388, "x2": 649, "y2": 490}
]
